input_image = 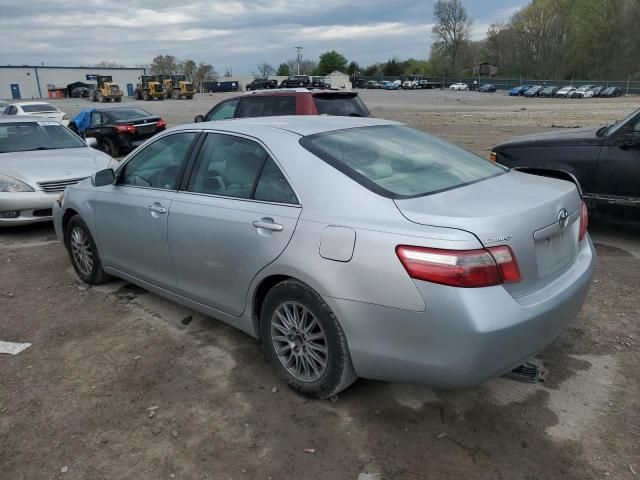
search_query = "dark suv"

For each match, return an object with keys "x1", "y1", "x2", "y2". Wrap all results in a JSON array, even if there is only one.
[
  {"x1": 245, "y1": 78, "x2": 278, "y2": 91},
  {"x1": 279, "y1": 75, "x2": 311, "y2": 88},
  {"x1": 194, "y1": 89, "x2": 370, "y2": 122}
]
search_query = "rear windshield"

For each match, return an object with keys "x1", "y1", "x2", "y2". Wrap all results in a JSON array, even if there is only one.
[
  {"x1": 21, "y1": 104, "x2": 58, "y2": 113},
  {"x1": 0, "y1": 122, "x2": 86, "y2": 153},
  {"x1": 300, "y1": 125, "x2": 506, "y2": 199},
  {"x1": 313, "y1": 94, "x2": 370, "y2": 117},
  {"x1": 109, "y1": 108, "x2": 151, "y2": 120}
]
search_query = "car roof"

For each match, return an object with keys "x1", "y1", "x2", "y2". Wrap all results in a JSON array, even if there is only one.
[
  {"x1": 11, "y1": 101, "x2": 56, "y2": 107},
  {"x1": 0, "y1": 115, "x2": 61, "y2": 124},
  {"x1": 178, "y1": 115, "x2": 399, "y2": 137},
  {"x1": 242, "y1": 88, "x2": 355, "y2": 97}
]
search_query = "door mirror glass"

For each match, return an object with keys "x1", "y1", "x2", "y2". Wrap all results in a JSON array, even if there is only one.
[
  {"x1": 86, "y1": 137, "x2": 98, "y2": 148},
  {"x1": 92, "y1": 168, "x2": 115, "y2": 187},
  {"x1": 619, "y1": 128, "x2": 640, "y2": 148},
  {"x1": 194, "y1": 114, "x2": 204, "y2": 123}
]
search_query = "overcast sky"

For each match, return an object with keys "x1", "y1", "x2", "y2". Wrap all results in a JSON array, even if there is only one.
[{"x1": 0, "y1": 0, "x2": 526, "y2": 74}]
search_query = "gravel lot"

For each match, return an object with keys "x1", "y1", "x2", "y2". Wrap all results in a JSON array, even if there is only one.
[{"x1": 1, "y1": 91, "x2": 639, "y2": 479}]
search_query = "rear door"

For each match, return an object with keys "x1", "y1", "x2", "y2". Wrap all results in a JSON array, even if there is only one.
[
  {"x1": 84, "y1": 111, "x2": 107, "y2": 143},
  {"x1": 596, "y1": 113, "x2": 640, "y2": 204},
  {"x1": 168, "y1": 132, "x2": 301, "y2": 316}
]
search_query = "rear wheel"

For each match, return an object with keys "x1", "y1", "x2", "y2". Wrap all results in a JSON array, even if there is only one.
[
  {"x1": 260, "y1": 280, "x2": 357, "y2": 398},
  {"x1": 67, "y1": 216, "x2": 108, "y2": 285},
  {"x1": 99, "y1": 137, "x2": 119, "y2": 157}
]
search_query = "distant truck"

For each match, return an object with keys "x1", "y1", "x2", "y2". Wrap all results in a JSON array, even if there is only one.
[
  {"x1": 135, "y1": 75, "x2": 165, "y2": 101},
  {"x1": 90, "y1": 75, "x2": 123, "y2": 103},
  {"x1": 159, "y1": 74, "x2": 195, "y2": 99},
  {"x1": 402, "y1": 76, "x2": 421, "y2": 90}
]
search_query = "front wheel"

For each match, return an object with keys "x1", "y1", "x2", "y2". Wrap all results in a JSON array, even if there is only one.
[
  {"x1": 66, "y1": 216, "x2": 108, "y2": 285},
  {"x1": 99, "y1": 137, "x2": 119, "y2": 157},
  {"x1": 260, "y1": 280, "x2": 357, "y2": 398}
]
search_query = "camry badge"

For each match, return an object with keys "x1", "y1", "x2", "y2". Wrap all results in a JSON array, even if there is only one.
[
  {"x1": 486, "y1": 234, "x2": 512, "y2": 244},
  {"x1": 558, "y1": 208, "x2": 569, "y2": 229}
]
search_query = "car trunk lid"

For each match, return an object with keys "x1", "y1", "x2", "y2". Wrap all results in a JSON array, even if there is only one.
[
  {"x1": 394, "y1": 170, "x2": 582, "y2": 297},
  {"x1": 115, "y1": 116, "x2": 161, "y2": 139}
]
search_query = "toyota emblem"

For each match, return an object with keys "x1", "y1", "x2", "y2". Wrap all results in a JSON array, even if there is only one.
[{"x1": 558, "y1": 208, "x2": 569, "y2": 229}]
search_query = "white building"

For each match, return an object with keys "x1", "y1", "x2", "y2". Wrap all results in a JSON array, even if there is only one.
[{"x1": 0, "y1": 65, "x2": 147, "y2": 99}]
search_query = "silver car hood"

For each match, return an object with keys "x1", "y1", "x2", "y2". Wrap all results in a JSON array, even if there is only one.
[
  {"x1": 0, "y1": 147, "x2": 111, "y2": 188},
  {"x1": 394, "y1": 170, "x2": 582, "y2": 297}
]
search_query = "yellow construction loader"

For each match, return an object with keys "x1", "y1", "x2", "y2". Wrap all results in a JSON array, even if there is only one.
[
  {"x1": 161, "y1": 75, "x2": 195, "y2": 99},
  {"x1": 90, "y1": 75, "x2": 123, "y2": 103},
  {"x1": 135, "y1": 75, "x2": 165, "y2": 101}
]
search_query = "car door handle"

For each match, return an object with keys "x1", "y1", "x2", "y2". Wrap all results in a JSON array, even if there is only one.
[
  {"x1": 148, "y1": 204, "x2": 167, "y2": 214},
  {"x1": 252, "y1": 220, "x2": 283, "y2": 232}
]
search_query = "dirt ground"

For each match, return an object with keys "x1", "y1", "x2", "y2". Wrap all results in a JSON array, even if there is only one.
[{"x1": 1, "y1": 91, "x2": 639, "y2": 480}]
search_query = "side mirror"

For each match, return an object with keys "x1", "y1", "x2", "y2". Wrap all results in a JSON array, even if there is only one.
[
  {"x1": 92, "y1": 168, "x2": 115, "y2": 187},
  {"x1": 194, "y1": 114, "x2": 204, "y2": 123},
  {"x1": 85, "y1": 137, "x2": 98, "y2": 149},
  {"x1": 618, "y1": 128, "x2": 640, "y2": 148}
]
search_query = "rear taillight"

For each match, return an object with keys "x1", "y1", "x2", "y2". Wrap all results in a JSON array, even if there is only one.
[
  {"x1": 395, "y1": 245, "x2": 521, "y2": 288},
  {"x1": 578, "y1": 200, "x2": 588, "y2": 241},
  {"x1": 156, "y1": 119, "x2": 167, "y2": 129},
  {"x1": 113, "y1": 124, "x2": 135, "y2": 133}
]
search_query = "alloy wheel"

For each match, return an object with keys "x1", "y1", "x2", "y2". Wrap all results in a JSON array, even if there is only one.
[
  {"x1": 70, "y1": 226, "x2": 93, "y2": 276},
  {"x1": 271, "y1": 301, "x2": 328, "y2": 382}
]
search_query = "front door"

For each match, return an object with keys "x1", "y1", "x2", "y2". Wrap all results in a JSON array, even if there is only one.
[
  {"x1": 10, "y1": 84, "x2": 20, "y2": 99},
  {"x1": 596, "y1": 112, "x2": 640, "y2": 204},
  {"x1": 168, "y1": 132, "x2": 301, "y2": 316},
  {"x1": 93, "y1": 131, "x2": 199, "y2": 289}
]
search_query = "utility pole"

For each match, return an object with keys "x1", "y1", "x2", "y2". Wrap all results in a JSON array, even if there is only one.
[{"x1": 294, "y1": 46, "x2": 303, "y2": 75}]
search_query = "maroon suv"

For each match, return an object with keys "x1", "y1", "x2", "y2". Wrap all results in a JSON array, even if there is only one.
[{"x1": 194, "y1": 89, "x2": 370, "y2": 122}]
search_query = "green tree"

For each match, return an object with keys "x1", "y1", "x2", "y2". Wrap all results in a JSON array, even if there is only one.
[
  {"x1": 431, "y1": 0, "x2": 471, "y2": 72},
  {"x1": 276, "y1": 63, "x2": 290, "y2": 76},
  {"x1": 316, "y1": 50, "x2": 348, "y2": 75},
  {"x1": 347, "y1": 61, "x2": 359, "y2": 76},
  {"x1": 149, "y1": 55, "x2": 179, "y2": 75}
]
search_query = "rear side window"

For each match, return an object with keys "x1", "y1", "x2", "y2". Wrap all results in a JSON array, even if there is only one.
[
  {"x1": 313, "y1": 94, "x2": 369, "y2": 117},
  {"x1": 300, "y1": 125, "x2": 505, "y2": 199},
  {"x1": 236, "y1": 96, "x2": 295, "y2": 118}
]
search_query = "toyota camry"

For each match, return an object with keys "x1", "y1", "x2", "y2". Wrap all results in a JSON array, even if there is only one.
[{"x1": 53, "y1": 116, "x2": 596, "y2": 398}]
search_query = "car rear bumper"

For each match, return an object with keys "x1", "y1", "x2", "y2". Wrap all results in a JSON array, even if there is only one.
[
  {"x1": 324, "y1": 235, "x2": 596, "y2": 388},
  {"x1": 0, "y1": 191, "x2": 58, "y2": 226}
]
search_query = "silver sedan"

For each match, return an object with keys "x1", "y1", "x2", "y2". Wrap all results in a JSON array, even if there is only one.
[
  {"x1": 53, "y1": 116, "x2": 596, "y2": 397},
  {"x1": 0, "y1": 117, "x2": 111, "y2": 225}
]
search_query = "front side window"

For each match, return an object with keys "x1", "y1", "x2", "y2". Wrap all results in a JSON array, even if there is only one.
[
  {"x1": 300, "y1": 125, "x2": 506, "y2": 199},
  {"x1": 119, "y1": 132, "x2": 197, "y2": 189},
  {"x1": 205, "y1": 99, "x2": 239, "y2": 121},
  {"x1": 187, "y1": 133, "x2": 298, "y2": 203},
  {"x1": 0, "y1": 122, "x2": 86, "y2": 153}
]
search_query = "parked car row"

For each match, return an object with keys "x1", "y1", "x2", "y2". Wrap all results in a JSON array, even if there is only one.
[
  {"x1": 246, "y1": 75, "x2": 332, "y2": 91},
  {"x1": 510, "y1": 84, "x2": 624, "y2": 98}
]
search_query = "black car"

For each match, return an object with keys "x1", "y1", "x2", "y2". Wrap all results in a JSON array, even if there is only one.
[
  {"x1": 71, "y1": 87, "x2": 90, "y2": 98},
  {"x1": 601, "y1": 87, "x2": 624, "y2": 98},
  {"x1": 524, "y1": 86, "x2": 544, "y2": 97},
  {"x1": 491, "y1": 108, "x2": 640, "y2": 214},
  {"x1": 279, "y1": 75, "x2": 311, "y2": 88},
  {"x1": 538, "y1": 86, "x2": 560, "y2": 97},
  {"x1": 71, "y1": 106, "x2": 166, "y2": 157},
  {"x1": 245, "y1": 78, "x2": 278, "y2": 91},
  {"x1": 589, "y1": 86, "x2": 606, "y2": 97}
]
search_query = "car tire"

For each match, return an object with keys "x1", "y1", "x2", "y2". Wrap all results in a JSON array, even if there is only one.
[
  {"x1": 260, "y1": 279, "x2": 357, "y2": 398},
  {"x1": 99, "y1": 138, "x2": 119, "y2": 157},
  {"x1": 66, "y1": 216, "x2": 109, "y2": 285},
  {"x1": 114, "y1": 97, "x2": 121, "y2": 102}
]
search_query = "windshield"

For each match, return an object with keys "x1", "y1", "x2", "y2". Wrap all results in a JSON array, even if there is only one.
[
  {"x1": 313, "y1": 94, "x2": 370, "y2": 117},
  {"x1": 0, "y1": 121, "x2": 86, "y2": 153},
  {"x1": 300, "y1": 125, "x2": 506, "y2": 199},
  {"x1": 606, "y1": 108, "x2": 639, "y2": 136},
  {"x1": 21, "y1": 104, "x2": 58, "y2": 113},
  {"x1": 108, "y1": 108, "x2": 151, "y2": 120}
]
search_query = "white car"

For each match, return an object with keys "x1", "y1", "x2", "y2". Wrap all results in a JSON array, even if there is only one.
[
  {"x1": 450, "y1": 83, "x2": 468, "y2": 91},
  {"x1": 0, "y1": 117, "x2": 111, "y2": 225},
  {"x1": 2, "y1": 102, "x2": 69, "y2": 126},
  {"x1": 555, "y1": 86, "x2": 576, "y2": 98}
]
